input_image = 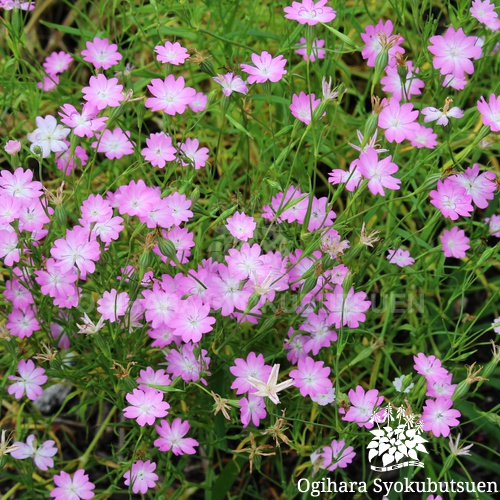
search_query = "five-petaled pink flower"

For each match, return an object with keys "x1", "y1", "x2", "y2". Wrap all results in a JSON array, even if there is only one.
[
  {"x1": 421, "y1": 397, "x2": 461, "y2": 437},
  {"x1": 123, "y1": 460, "x2": 159, "y2": 495},
  {"x1": 82, "y1": 37, "x2": 123, "y2": 70},
  {"x1": 440, "y1": 226, "x2": 470, "y2": 258},
  {"x1": 477, "y1": 93, "x2": 500, "y2": 132},
  {"x1": 50, "y1": 469, "x2": 95, "y2": 500},
  {"x1": 356, "y1": 148, "x2": 401, "y2": 196},
  {"x1": 430, "y1": 179, "x2": 474, "y2": 220},
  {"x1": 289, "y1": 92, "x2": 321, "y2": 124},
  {"x1": 145, "y1": 75, "x2": 196, "y2": 115},
  {"x1": 341, "y1": 385, "x2": 384, "y2": 429},
  {"x1": 378, "y1": 100, "x2": 419, "y2": 143},
  {"x1": 8, "y1": 359, "x2": 47, "y2": 401},
  {"x1": 240, "y1": 51, "x2": 287, "y2": 84},
  {"x1": 325, "y1": 285, "x2": 371, "y2": 328},
  {"x1": 123, "y1": 388, "x2": 170, "y2": 426},
  {"x1": 284, "y1": 0, "x2": 336, "y2": 26},
  {"x1": 387, "y1": 248, "x2": 415, "y2": 267},
  {"x1": 82, "y1": 74, "x2": 124, "y2": 110},
  {"x1": 154, "y1": 418, "x2": 199, "y2": 455},
  {"x1": 155, "y1": 41, "x2": 189, "y2": 65},
  {"x1": 290, "y1": 357, "x2": 333, "y2": 398}
]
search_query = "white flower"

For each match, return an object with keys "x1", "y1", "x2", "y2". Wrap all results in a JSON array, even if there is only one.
[
  {"x1": 27, "y1": 115, "x2": 70, "y2": 158},
  {"x1": 76, "y1": 313, "x2": 105, "y2": 334},
  {"x1": 246, "y1": 364, "x2": 294, "y2": 405}
]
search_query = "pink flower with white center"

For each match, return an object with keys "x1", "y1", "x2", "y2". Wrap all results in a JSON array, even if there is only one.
[
  {"x1": 284, "y1": 332, "x2": 308, "y2": 364},
  {"x1": 155, "y1": 41, "x2": 189, "y2": 65},
  {"x1": 226, "y1": 243, "x2": 264, "y2": 280},
  {"x1": 295, "y1": 37, "x2": 326, "y2": 62},
  {"x1": 170, "y1": 296, "x2": 215, "y2": 343},
  {"x1": 123, "y1": 460, "x2": 159, "y2": 495},
  {"x1": 284, "y1": 0, "x2": 336, "y2": 25},
  {"x1": 440, "y1": 226, "x2": 470, "y2": 258},
  {"x1": 0, "y1": 167, "x2": 43, "y2": 204},
  {"x1": 413, "y1": 353, "x2": 449, "y2": 382},
  {"x1": 80, "y1": 194, "x2": 113, "y2": 224},
  {"x1": 43, "y1": 51, "x2": 73, "y2": 75},
  {"x1": 159, "y1": 226, "x2": 195, "y2": 265},
  {"x1": 311, "y1": 439, "x2": 356, "y2": 473},
  {"x1": 246, "y1": 363, "x2": 294, "y2": 404},
  {"x1": 230, "y1": 352, "x2": 272, "y2": 395},
  {"x1": 189, "y1": 92, "x2": 207, "y2": 112},
  {"x1": 18, "y1": 198, "x2": 50, "y2": 233},
  {"x1": 82, "y1": 37, "x2": 123, "y2": 70},
  {"x1": 55, "y1": 141, "x2": 88, "y2": 176},
  {"x1": 239, "y1": 395, "x2": 267, "y2": 427},
  {"x1": 35, "y1": 258, "x2": 78, "y2": 299},
  {"x1": 92, "y1": 128, "x2": 134, "y2": 160},
  {"x1": 477, "y1": 93, "x2": 500, "y2": 132},
  {"x1": 0, "y1": 194, "x2": 21, "y2": 225},
  {"x1": 213, "y1": 72, "x2": 248, "y2": 96},
  {"x1": 137, "y1": 367, "x2": 171, "y2": 392},
  {"x1": 154, "y1": 418, "x2": 199, "y2": 455},
  {"x1": 430, "y1": 179, "x2": 474, "y2": 220},
  {"x1": 387, "y1": 248, "x2": 414, "y2": 267},
  {"x1": 421, "y1": 397, "x2": 461, "y2": 437},
  {"x1": 97, "y1": 289, "x2": 129, "y2": 322},
  {"x1": 37, "y1": 74, "x2": 59, "y2": 92},
  {"x1": 4, "y1": 277, "x2": 33, "y2": 309},
  {"x1": 123, "y1": 388, "x2": 170, "y2": 426},
  {"x1": 179, "y1": 138, "x2": 209, "y2": 169},
  {"x1": 356, "y1": 148, "x2": 401, "y2": 196},
  {"x1": 0, "y1": 228, "x2": 20, "y2": 266},
  {"x1": 381, "y1": 61, "x2": 424, "y2": 101},
  {"x1": 164, "y1": 191, "x2": 193, "y2": 225},
  {"x1": 426, "y1": 373, "x2": 456, "y2": 399},
  {"x1": 442, "y1": 73, "x2": 468, "y2": 90},
  {"x1": 141, "y1": 132, "x2": 176, "y2": 168},
  {"x1": 428, "y1": 27, "x2": 482, "y2": 79},
  {"x1": 226, "y1": 211, "x2": 256, "y2": 241},
  {"x1": 308, "y1": 196, "x2": 336, "y2": 231},
  {"x1": 470, "y1": 0, "x2": 500, "y2": 31},
  {"x1": 115, "y1": 179, "x2": 156, "y2": 218},
  {"x1": 290, "y1": 357, "x2": 332, "y2": 398},
  {"x1": 142, "y1": 284, "x2": 180, "y2": 328},
  {"x1": 485, "y1": 214, "x2": 500, "y2": 237},
  {"x1": 82, "y1": 74, "x2": 124, "y2": 110},
  {"x1": 8, "y1": 359, "x2": 47, "y2": 400},
  {"x1": 341, "y1": 386, "x2": 384, "y2": 429},
  {"x1": 410, "y1": 124, "x2": 438, "y2": 149},
  {"x1": 279, "y1": 186, "x2": 309, "y2": 223},
  {"x1": 422, "y1": 103, "x2": 463, "y2": 126},
  {"x1": 328, "y1": 162, "x2": 363, "y2": 191},
  {"x1": 301, "y1": 309, "x2": 337, "y2": 355},
  {"x1": 325, "y1": 285, "x2": 371, "y2": 328},
  {"x1": 11, "y1": 435, "x2": 57, "y2": 471},
  {"x1": 320, "y1": 228, "x2": 350, "y2": 259},
  {"x1": 289, "y1": 91, "x2": 321, "y2": 124},
  {"x1": 360, "y1": 19, "x2": 405, "y2": 67},
  {"x1": 311, "y1": 386, "x2": 336, "y2": 406},
  {"x1": 51, "y1": 226, "x2": 101, "y2": 279},
  {"x1": 240, "y1": 51, "x2": 287, "y2": 84},
  {"x1": 4, "y1": 140, "x2": 21, "y2": 155},
  {"x1": 145, "y1": 75, "x2": 196, "y2": 115},
  {"x1": 59, "y1": 103, "x2": 107, "y2": 138},
  {"x1": 50, "y1": 469, "x2": 95, "y2": 500},
  {"x1": 378, "y1": 100, "x2": 419, "y2": 143},
  {"x1": 166, "y1": 343, "x2": 211, "y2": 384},
  {"x1": 27, "y1": 115, "x2": 70, "y2": 158},
  {"x1": 7, "y1": 308, "x2": 40, "y2": 338}
]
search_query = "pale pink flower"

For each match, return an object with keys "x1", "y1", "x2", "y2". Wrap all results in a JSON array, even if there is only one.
[
  {"x1": 240, "y1": 51, "x2": 287, "y2": 84},
  {"x1": 470, "y1": 0, "x2": 500, "y2": 31},
  {"x1": 82, "y1": 74, "x2": 124, "y2": 110},
  {"x1": 43, "y1": 51, "x2": 73, "y2": 75},
  {"x1": 37, "y1": 74, "x2": 59, "y2": 92},
  {"x1": 155, "y1": 41, "x2": 189, "y2": 65},
  {"x1": 448, "y1": 164, "x2": 497, "y2": 209},
  {"x1": 141, "y1": 132, "x2": 176, "y2": 168},
  {"x1": 179, "y1": 138, "x2": 209, "y2": 169},
  {"x1": 430, "y1": 179, "x2": 474, "y2": 220},
  {"x1": 154, "y1": 418, "x2": 199, "y2": 455},
  {"x1": 325, "y1": 285, "x2": 371, "y2": 328},
  {"x1": 239, "y1": 395, "x2": 267, "y2": 427},
  {"x1": 341, "y1": 386, "x2": 384, "y2": 429},
  {"x1": 284, "y1": 0, "x2": 336, "y2": 26},
  {"x1": 145, "y1": 75, "x2": 196, "y2": 115},
  {"x1": 477, "y1": 93, "x2": 500, "y2": 131},
  {"x1": 10, "y1": 435, "x2": 57, "y2": 471},
  {"x1": 50, "y1": 469, "x2": 95, "y2": 500},
  {"x1": 0, "y1": 229, "x2": 20, "y2": 266},
  {"x1": 311, "y1": 439, "x2": 355, "y2": 473},
  {"x1": 230, "y1": 352, "x2": 272, "y2": 395},
  {"x1": 387, "y1": 248, "x2": 414, "y2": 267},
  {"x1": 290, "y1": 357, "x2": 332, "y2": 398},
  {"x1": 225, "y1": 211, "x2": 256, "y2": 241},
  {"x1": 295, "y1": 37, "x2": 326, "y2": 61},
  {"x1": 82, "y1": 37, "x2": 123, "y2": 70},
  {"x1": 92, "y1": 128, "x2": 134, "y2": 159},
  {"x1": 440, "y1": 226, "x2": 470, "y2": 258},
  {"x1": 289, "y1": 92, "x2": 321, "y2": 124},
  {"x1": 123, "y1": 460, "x2": 159, "y2": 495},
  {"x1": 59, "y1": 103, "x2": 107, "y2": 138},
  {"x1": 170, "y1": 296, "x2": 216, "y2": 343},
  {"x1": 378, "y1": 100, "x2": 419, "y2": 143},
  {"x1": 421, "y1": 397, "x2": 460, "y2": 437},
  {"x1": 485, "y1": 214, "x2": 500, "y2": 237},
  {"x1": 328, "y1": 162, "x2": 363, "y2": 191},
  {"x1": 380, "y1": 61, "x2": 424, "y2": 101},
  {"x1": 0, "y1": 167, "x2": 43, "y2": 203},
  {"x1": 123, "y1": 388, "x2": 170, "y2": 426},
  {"x1": 4, "y1": 140, "x2": 21, "y2": 155},
  {"x1": 213, "y1": 72, "x2": 248, "y2": 96},
  {"x1": 356, "y1": 148, "x2": 401, "y2": 196},
  {"x1": 189, "y1": 92, "x2": 207, "y2": 112},
  {"x1": 97, "y1": 289, "x2": 130, "y2": 322},
  {"x1": 8, "y1": 359, "x2": 47, "y2": 401},
  {"x1": 409, "y1": 124, "x2": 438, "y2": 149},
  {"x1": 422, "y1": 105, "x2": 463, "y2": 126},
  {"x1": 360, "y1": 19, "x2": 405, "y2": 67}
]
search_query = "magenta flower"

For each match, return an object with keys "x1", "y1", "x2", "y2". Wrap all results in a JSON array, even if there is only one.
[
  {"x1": 428, "y1": 27, "x2": 482, "y2": 79},
  {"x1": 0, "y1": 167, "x2": 43, "y2": 203},
  {"x1": 325, "y1": 285, "x2": 371, "y2": 328},
  {"x1": 92, "y1": 128, "x2": 134, "y2": 160},
  {"x1": 179, "y1": 138, "x2": 209, "y2": 169},
  {"x1": 11, "y1": 435, "x2": 57, "y2": 471},
  {"x1": 82, "y1": 74, "x2": 124, "y2": 110},
  {"x1": 381, "y1": 61, "x2": 424, "y2": 101},
  {"x1": 440, "y1": 227, "x2": 470, "y2": 258},
  {"x1": 311, "y1": 439, "x2": 356, "y2": 473},
  {"x1": 387, "y1": 248, "x2": 414, "y2": 267},
  {"x1": 27, "y1": 115, "x2": 70, "y2": 158},
  {"x1": 154, "y1": 418, "x2": 199, "y2": 455},
  {"x1": 82, "y1": 37, "x2": 122, "y2": 69},
  {"x1": 165, "y1": 343, "x2": 211, "y2": 384},
  {"x1": 6, "y1": 308, "x2": 40, "y2": 338},
  {"x1": 123, "y1": 460, "x2": 159, "y2": 494},
  {"x1": 8, "y1": 359, "x2": 47, "y2": 401},
  {"x1": 170, "y1": 296, "x2": 215, "y2": 343},
  {"x1": 145, "y1": 75, "x2": 196, "y2": 115},
  {"x1": 290, "y1": 357, "x2": 332, "y2": 398},
  {"x1": 137, "y1": 367, "x2": 171, "y2": 392},
  {"x1": 378, "y1": 100, "x2": 419, "y2": 143},
  {"x1": 477, "y1": 93, "x2": 500, "y2": 132},
  {"x1": 360, "y1": 19, "x2": 405, "y2": 67},
  {"x1": 123, "y1": 388, "x2": 170, "y2": 426},
  {"x1": 240, "y1": 51, "x2": 287, "y2": 84},
  {"x1": 43, "y1": 51, "x2": 73, "y2": 75},
  {"x1": 225, "y1": 211, "x2": 256, "y2": 241},
  {"x1": 141, "y1": 132, "x2": 177, "y2": 168},
  {"x1": 470, "y1": 0, "x2": 500, "y2": 31},
  {"x1": 284, "y1": 0, "x2": 336, "y2": 26},
  {"x1": 239, "y1": 395, "x2": 267, "y2": 427},
  {"x1": 50, "y1": 469, "x2": 95, "y2": 500},
  {"x1": 97, "y1": 289, "x2": 130, "y2": 322},
  {"x1": 356, "y1": 148, "x2": 401, "y2": 196},
  {"x1": 295, "y1": 37, "x2": 326, "y2": 61},
  {"x1": 421, "y1": 397, "x2": 461, "y2": 437},
  {"x1": 413, "y1": 353, "x2": 449, "y2": 382},
  {"x1": 342, "y1": 386, "x2": 384, "y2": 429},
  {"x1": 289, "y1": 92, "x2": 321, "y2": 124},
  {"x1": 430, "y1": 179, "x2": 474, "y2": 220},
  {"x1": 230, "y1": 352, "x2": 272, "y2": 395},
  {"x1": 155, "y1": 41, "x2": 189, "y2": 65},
  {"x1": 213, "y1": 72, "x2": 248, "y2": 96}
]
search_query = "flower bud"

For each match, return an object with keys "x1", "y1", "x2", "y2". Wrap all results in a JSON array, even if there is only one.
[{"x1": 4, "y1": 140, "x2": 21, "y2": 155}]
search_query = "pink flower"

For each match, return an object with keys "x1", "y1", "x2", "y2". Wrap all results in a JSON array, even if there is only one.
[
  {"x1": 301, "y1": 309, "x2": 337, "y2": 355},
  {"x1": 449, "y1": 164, "x2": 497, "y2": 209},
  {"x1": 4, "y1": 140, "x2": 21, "y2": 155},
  {"x1": 189, "y1": 92, "x2": 207, "y2": 112},
  {"x1": 145, "y1": 75, "x2": 196, "y2": 115},
  {"x1": 421, "y1": 397, "x2": 461, "y2": 437},
  {"x1": 165, "y1": 343, "x2": 211, "y2": 384},
  {"x1": 43, "y1": 51, "x2": 73, "y2": 75},
  {"x1": 289, "y1": 91, "x2": 321, "y2": 124},
  {"x1": 290, "y1": 357, "x2": 332, "y2": 398},
  {"x1": 378, "y1": 100, "x2": 419, "y2": 143},
  {"x1": 92, "y1": 128, "x2": 134, "y2": 159},
  {"x1": 82, "y1": 37, "x2": 123, "y2": 70},
  {"x1": 226, "y1": 211, "x2": 256, "y2": 241},
  {"x1": 82, "y1": 74, "x2": 124, "y2": 110},
  {"x1": 426, "y1": 373, "x2": 456, "y2": 399},
  {"x1": 50, "y1": 469, "x2": 95, "y2": 500},
  {"x1": 422, "y1": 105, "x2": 463, "y2": 126},
  {"x1": 55, "y1": 140, "x2": 88, "y2": 175},
  {"x1": 240, "y1": 51, "x2": 287, "y2": 84},
  {"x1": 239, "y1": 395, "x2": 267, "y2": 427},
  {"x1": 284, "y1": 0, "x2": 336, "y2": 26},
  {"x1": 7, "y1": 308, "x2": 40, "y2": 338},
  {"x1": 356, "y1": 148, "x2": 401, "y2": 196},
  {"x1": 27, "y1": 115, "x2": 70, "y2": 158},
  {"x1": 470, "y1": 0, "x2": 500, "y2": 31},
  {"x1": 179, "y1": 138, "x2": 209, "y2": 169},
  {"x1": 360, "y1": 19, "x2": 405, "y2": 67},
  {"x1": 137, "y1": 367, "x2": 171, "y2": 392},
  {"x1": 325, "y1": 285, "x2": 371, "y2": 328},
  {"x1": 328, "y1": 162, "x2": 363, "y2": 191},
  {"x1": 387, "y1": 248, "x2": 414, "y2": 267},
  {"x1": 485, "y1": 214, "x2": 500, "y2": 237},
  {"x1": 154, "y1": 418, "x2": 199, "y2": 455},
  {"x1": 311, "y1": 439, "x2": 355, "y2": 473},
  {"x1": 295, "y1": 37, "x2": 326, "y2": 61},
  {"x1": 170, "y1": 296, "x2": 216, "y2": 343},
  {"x1": 155, "y1": 41, "x2": 189, "y2": 65},
  {"x1": 34, "y1": 258, "x2": 77, "y2": 299},
  {"x1": 59, "y1": 103, "x2": 107, "y2": 138},
  {"x1": 8, "y1": 359, "x2": 47, "y2": 401},
  {"x1": 141, "y1": 132, "x2": 176, "y2": 168},
  {"x1": 230, "y1": 352, "x2": 272, "y2": 395},
  {"x1": 477, "y1": 93, "x2": 500, "y2": 132},
  {"x1": 413, "y1": 353, "x2": 449, "y2": 382},
  {"x1": 430, "y1": 179, "x2": 474, "y2": 220},
  {"x1": 10, "y1": 435, "x2": 57, "y2": 470},
  {"x1": 97, "y1": 289, "x2": 130, "y2": 322},
  {"x1": 0, "y1": 167, "x2": 43, "y2": 203},
  {"x1": 123, "y1": 460, "x2": 159, "y2": 494},
  {"x1": 123, "y1": 388, "x2": 170, "y2": 426},
  {"x1": 381, "y1": 61, "x2": 424, "y2": 101},
  {"x1": 213, "y1": 72, "x2": 248, "y2": 96},
  {"x1": 428, "y1": 27, "x2": 482, "y2": 79},
  {"x1": 440, "y1": 226, "x2": 470, "y2": 258},
  {"x1": 409, "y1": 124, "x2": 438, "y2": 149},
  {"x1": 0, "y1": 229, "x2": 20, "y2": 267},
  {"x1": 342, "y1": 386, "x2": 384, "y2": 429}
]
